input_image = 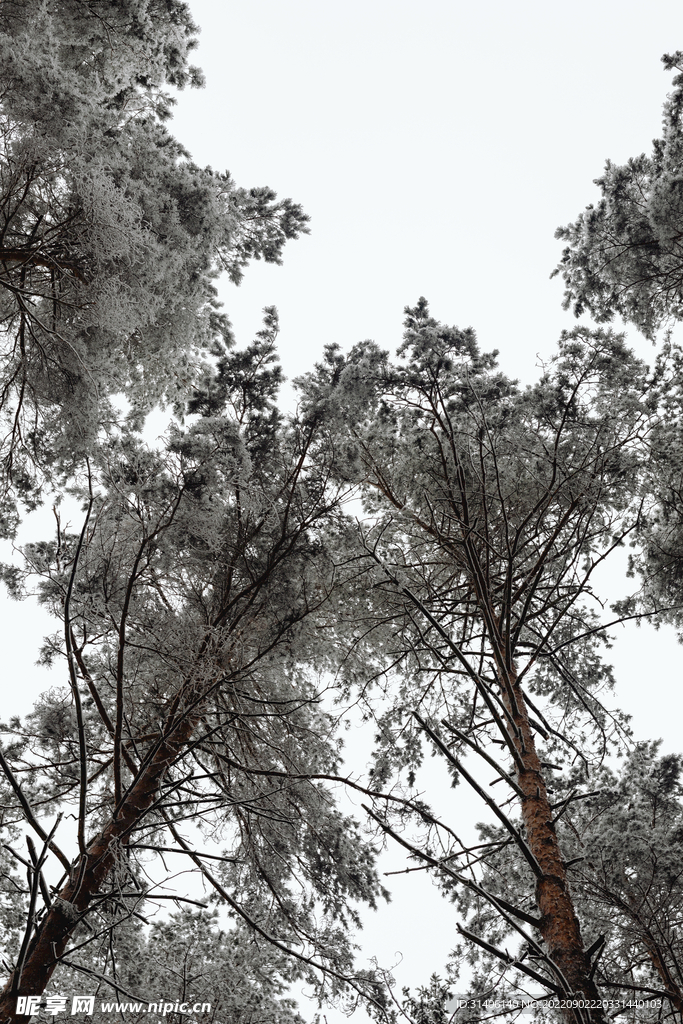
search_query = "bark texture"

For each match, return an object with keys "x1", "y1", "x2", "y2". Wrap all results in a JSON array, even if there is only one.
[
  {"x1": 0, "y1": 713, "x2": 196, "y2": 1023},
  {"x1": 501, "y1": 661, "x2": 606, "y2": 1024},
  {"x1": 641, "y1": 932, "x2": 683, "y2": 1016}
]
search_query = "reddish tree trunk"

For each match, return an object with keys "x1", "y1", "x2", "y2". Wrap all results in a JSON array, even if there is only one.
[
  {"x1": 500, "y1": 661, "x2": 606, "y2": 1024},
  {"x1": 641, "y1": 931, "x2": 683, "y2": 1015},
  {"x1": 0, "y1": 714, "x2": 196, "y2": 1023}
]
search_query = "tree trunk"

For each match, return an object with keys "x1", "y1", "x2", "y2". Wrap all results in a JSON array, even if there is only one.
[
  {"x1": 500, "y1": 661, "x2": 606, "y2": 1024},
  {"x1": 0, "y1": 713, "x2": 196, "y2": 1023},
  {"x1": 641, "y1": 929, "x2": 683, "y2": 1017}
]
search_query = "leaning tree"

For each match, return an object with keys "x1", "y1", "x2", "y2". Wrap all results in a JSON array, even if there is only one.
[{"x1": 0, "y1": 320, "x2": 388, "y2": 1021}]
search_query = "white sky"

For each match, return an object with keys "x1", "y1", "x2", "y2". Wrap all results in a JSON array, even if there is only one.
[
  {"x1": 4, "y1": 2, "x2": 683, "y2": 1020},
  {"x1": 172, "y1": 0, "x2": 682, "y2": 386}
]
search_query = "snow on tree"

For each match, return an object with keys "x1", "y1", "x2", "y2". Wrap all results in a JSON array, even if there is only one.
[
  {"x1": 0, "y1": 318, "x2": 388, "y2": 1020},
  {"x1": 4, "y1": 5, "x2": 683, "y2": 1023},
  {"x1": 562, "y1": 743, "x2": 683, "y2": 1016},
  {"x1": 296, "y1": 298, "x2": 661, "y2": 1023},
  {"x1": 0, "y1": 0, "x2": 308, "y2": 530},
  {"x1": 553, "y1": 52, "x2": 683, "y2": 340}
]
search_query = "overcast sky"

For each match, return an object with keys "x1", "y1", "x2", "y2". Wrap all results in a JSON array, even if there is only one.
[
  {"x1": 172, "y1": 0, "x2": 682, "y2": 384},
  {"x1": 6, "y1": 2, "x2": 683, "y2": 1019}
]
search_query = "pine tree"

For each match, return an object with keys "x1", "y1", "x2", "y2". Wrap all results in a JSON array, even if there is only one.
[
  {"x1": 45, "y1": 910, "x2": 309, "y2": 1024},
  {"x1": 552, "y1": 52, "x2": 683, "y2": 340},
  {"x1": 562, "y1": 744, "x2": 683, "y2": 1016},
  {"x1": 0, "y1": 0, "x2": 308, "y2": 529},
  {"x1": 0, "y1": 320, "x2": 386, "y2": 1020},
  {"x1": 297, "y1": 299, "x2": 653, "y2": 1023}
]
